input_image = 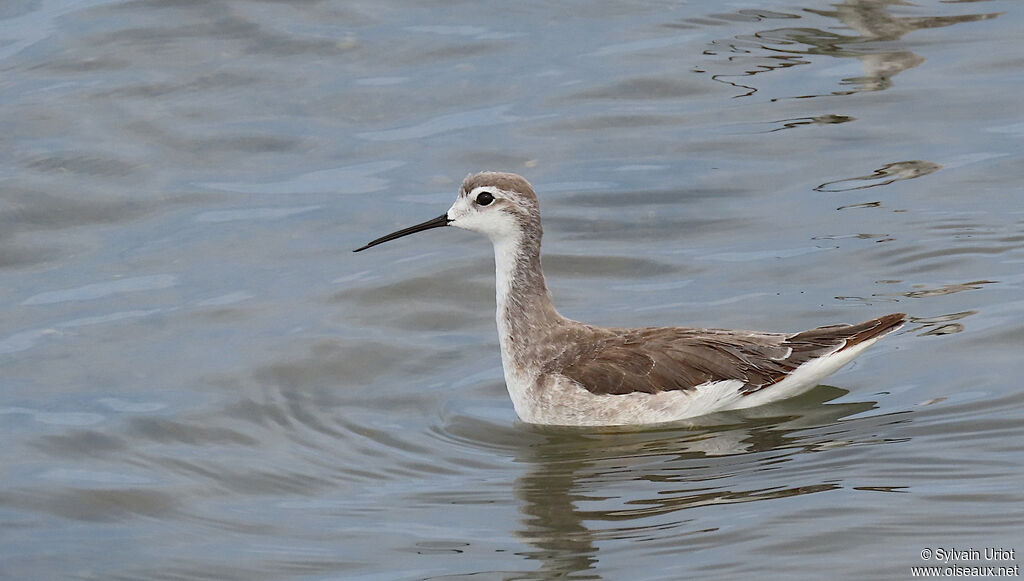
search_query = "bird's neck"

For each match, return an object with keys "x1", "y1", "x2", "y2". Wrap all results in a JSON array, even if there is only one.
[{"x1": 492, "y1": 231, "x2": 564, "y2": 371}]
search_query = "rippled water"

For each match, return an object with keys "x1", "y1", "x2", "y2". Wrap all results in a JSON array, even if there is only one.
[{"x1": 2, "y1": 1, "x2": 1023, "y2": 579}]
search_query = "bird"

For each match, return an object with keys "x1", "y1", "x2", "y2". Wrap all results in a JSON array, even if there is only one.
[{"x1": 354, "y1": 172, "x2": 905, "y2": 426}]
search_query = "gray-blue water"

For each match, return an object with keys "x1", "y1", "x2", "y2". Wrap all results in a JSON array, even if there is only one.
[{"x1": 2, "y1": 1, "x2": 1023, "y2": 579}]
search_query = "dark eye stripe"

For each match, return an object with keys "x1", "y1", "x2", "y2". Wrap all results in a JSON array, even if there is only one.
[{"x1": 476, "y1": 191, "x2": 495, "y2": 206}]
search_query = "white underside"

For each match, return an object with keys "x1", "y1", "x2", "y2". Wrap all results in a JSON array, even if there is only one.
[{"x1": 506, "y1": 337, "x2": 883, "y2": 427}]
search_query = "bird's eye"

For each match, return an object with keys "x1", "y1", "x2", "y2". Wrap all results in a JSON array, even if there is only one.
[{"x1": 475, "y1": 191, "x2": 495, "y2": 206}]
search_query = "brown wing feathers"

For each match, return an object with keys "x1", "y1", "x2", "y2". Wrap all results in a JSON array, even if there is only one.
[{"x1": 557, "y1": 314, "x2": 906, "y2": 396}]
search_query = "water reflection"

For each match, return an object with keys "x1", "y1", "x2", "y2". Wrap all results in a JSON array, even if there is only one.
[
  {"x1": 815, "y1": 160, "x2": 942, "y2": 192},
  {"x1": 511, "y1": 388, "x2": 906, "y2": 578},
  {"x1": 835, "y1": 280, "x2": 995, "y2": 306},
  {"x1": 908, "y1": 310, "x2": 978, "y2": 336},
  {"x1": 765, "y1": 113, "x2": 855, "y2": 132},
  {"x1": 705, "y1": 0, "x2": 1000, "y2": 98}
]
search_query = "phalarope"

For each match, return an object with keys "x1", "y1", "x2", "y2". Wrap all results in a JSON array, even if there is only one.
[{"x1": 355, "y1": 172, "x2": 905, "y2": 426}]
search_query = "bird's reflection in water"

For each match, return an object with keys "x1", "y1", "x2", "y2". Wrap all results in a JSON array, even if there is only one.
[
  {"x1": 704, "y1": 0, "x2": 999, "y2": 98},
  {"x1": 512, "y1": 386, "x2": 910, "y2": 579}
]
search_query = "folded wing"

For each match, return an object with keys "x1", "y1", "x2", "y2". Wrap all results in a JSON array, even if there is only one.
[{"x1": 556, "y1": 313, "x2": 905, "y2": 396}]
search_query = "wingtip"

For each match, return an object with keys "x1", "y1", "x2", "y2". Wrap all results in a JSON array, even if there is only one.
[
  {"x1": 845, "y1": 312, "x2": 907, "y2": 349},
  {"x1": 881, "y1": 312, "x2": 908, "y2": 328}
]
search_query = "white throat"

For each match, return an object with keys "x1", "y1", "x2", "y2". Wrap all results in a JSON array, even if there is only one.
[
  {"x1": 491, "y1": 232, "x2": 548, "y2": 418},
  {"x1": 492, "y1": 234, "x2": 521, "y2": 314},
  {"x1": 489, "y1": 229, "x2": 562, "y2": 345},
  {"x1": 486, "y1": 223, "x2": 565, "y2": 419},
  {"x1": 492, "y1": 233, "x2": 524, "y2": 370}
]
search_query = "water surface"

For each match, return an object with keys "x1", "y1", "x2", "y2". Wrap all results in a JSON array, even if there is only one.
[{"x1": 2, "y1": 1, "x2": 1023, "y2": 579}]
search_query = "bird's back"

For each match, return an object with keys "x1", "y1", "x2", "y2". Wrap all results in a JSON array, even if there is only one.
[{"x1": 548, "y1": 313, "x2": 906, "y2": 397}]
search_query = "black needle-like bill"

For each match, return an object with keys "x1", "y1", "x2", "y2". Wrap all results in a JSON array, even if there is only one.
[{"x1": 353, "y1": 214, "x2": 451, "y2": 252}]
